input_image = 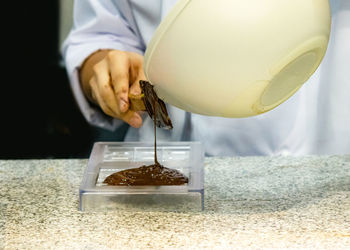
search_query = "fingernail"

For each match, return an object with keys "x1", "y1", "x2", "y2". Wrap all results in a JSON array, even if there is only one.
[
  {"x1": 130, "y1": 114, "x2": 142, "y2": 128},
  {"x1": 130, "y1": 88, "x2": 141, "y2": 96},
  {"x1": 120, "y1": 100, "x2": 127, "y2": 112}
]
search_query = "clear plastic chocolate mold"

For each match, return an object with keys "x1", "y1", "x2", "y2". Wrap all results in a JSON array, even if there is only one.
[{"x1": 79, "y1": 142, "x2": 204, "y2": 212}]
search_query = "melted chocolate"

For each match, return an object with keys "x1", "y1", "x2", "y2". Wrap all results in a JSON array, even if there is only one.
[
  {"x1": 103, "y1": 164, "x2": 188, "y2": 186},
  {"x1": 103, "y1": 81, "x2": 188, "y2": 186}
]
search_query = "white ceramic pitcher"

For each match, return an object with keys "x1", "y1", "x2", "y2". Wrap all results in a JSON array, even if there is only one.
[{"x1": 144, "y1": 0, "x2": 331, "y2": 117}]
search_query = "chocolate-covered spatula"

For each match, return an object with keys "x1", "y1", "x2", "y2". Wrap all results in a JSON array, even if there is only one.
[{"x1": 129, "y1": 80, "x2": 173, "y2": 130}]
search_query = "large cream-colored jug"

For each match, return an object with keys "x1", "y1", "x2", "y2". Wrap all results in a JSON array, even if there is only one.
[{"x1": 144, "y1": 0, "x2": 331, "y2": 117}]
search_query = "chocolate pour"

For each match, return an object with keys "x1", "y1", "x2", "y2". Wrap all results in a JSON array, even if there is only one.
[
  {"x1": 154, "y1": 97, "x2": 159, "y2": 165},
  {"x1": 103, "y1": 81, "x2": 188, "y2": 186}
]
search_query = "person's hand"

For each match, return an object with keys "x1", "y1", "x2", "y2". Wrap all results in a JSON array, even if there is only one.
[{"x1": 80, "y1": 49, "x2": 145, "y2": 128}]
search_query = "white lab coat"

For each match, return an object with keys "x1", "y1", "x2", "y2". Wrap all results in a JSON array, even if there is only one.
[{"x1": 62, "y1": 0, "x2": 350, "y2": 156}]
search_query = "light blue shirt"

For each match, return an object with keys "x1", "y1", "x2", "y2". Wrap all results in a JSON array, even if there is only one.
[{"x1": 62, "y1": 0, "x2": 350, "y2": 156}]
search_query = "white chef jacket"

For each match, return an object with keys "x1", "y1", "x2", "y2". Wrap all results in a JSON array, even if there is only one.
[{"x1": 62, "y1": 0, "x2": 350, "y2": 156}]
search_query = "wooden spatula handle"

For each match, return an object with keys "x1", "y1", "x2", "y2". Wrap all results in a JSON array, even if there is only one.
[{"x1": 128, "y1": 94, "x2": 146, "y2": 111}]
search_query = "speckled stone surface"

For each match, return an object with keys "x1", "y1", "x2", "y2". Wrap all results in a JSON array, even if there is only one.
[{"x1": 1, "y1": 155, "x2": 350, "y2": 249}]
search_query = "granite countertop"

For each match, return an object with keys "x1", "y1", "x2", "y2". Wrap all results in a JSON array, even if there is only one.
[{"x1": 1, "y1": 155, "x2": 349, "y2": 249}]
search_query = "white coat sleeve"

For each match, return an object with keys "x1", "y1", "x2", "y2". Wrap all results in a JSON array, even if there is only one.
[{"x1": 61, "y1": 0, "x2": 145, "y2": 131}]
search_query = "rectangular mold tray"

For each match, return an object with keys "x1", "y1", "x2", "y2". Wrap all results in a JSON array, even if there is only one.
[{"x1": 79, "y1": 142, "x2": 204, "y2": 212}]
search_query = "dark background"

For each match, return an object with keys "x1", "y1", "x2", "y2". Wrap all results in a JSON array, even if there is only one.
[{"x1": 1, "y1": 1, "x2": 126, "y2": 159}]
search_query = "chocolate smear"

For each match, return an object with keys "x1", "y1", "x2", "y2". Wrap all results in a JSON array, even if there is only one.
[{"x1": 139, "y1": 80, "x2": 173, "y2": 130}]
